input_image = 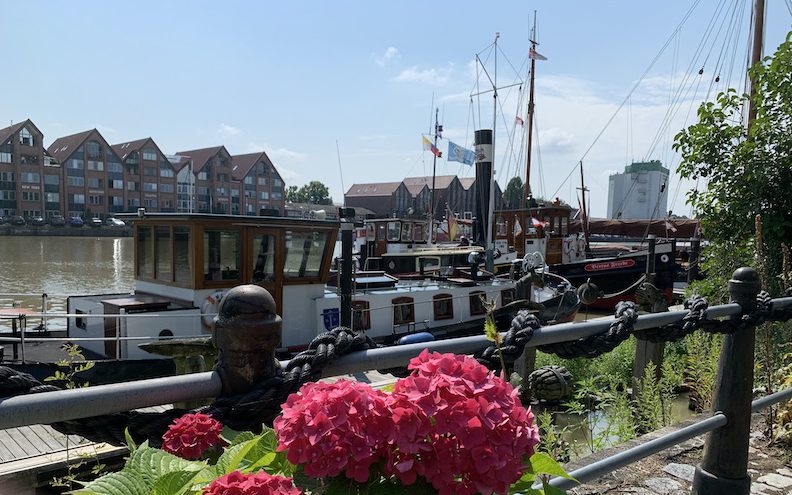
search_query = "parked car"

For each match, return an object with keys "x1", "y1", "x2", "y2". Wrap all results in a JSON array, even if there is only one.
[
  {"x1": 49, "y1": 215, "x2": 66, "y2": 226},
  {"x1": 89, "y1": 217, "x2": 103, "y2": 228},
  {"x1": 28, "y1": 216, "x2": 46, "y2": 226},
  {"x1": 106, "y1": 217, "x2": 126, "y2": 227},
  {"x1": 7, "y1": 215, "x2": 25, "y2": 226},
  {"x1": 69, "y1": 216, "x2": 84, "y2": 227}
]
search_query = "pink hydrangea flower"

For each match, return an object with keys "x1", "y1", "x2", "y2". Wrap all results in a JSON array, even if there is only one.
[
  {"x1": 202, "y1": 470, "x2": 302, "y2": 495},
  {"x1": 162, "y1": 413, "x2": 225, "y2": 460},
  {"x1": 388, "y1": 350, "x2": 541, "y2": 495},
  {"x1": 274, "y1": 380, "x2": 391, "y2": 482}
]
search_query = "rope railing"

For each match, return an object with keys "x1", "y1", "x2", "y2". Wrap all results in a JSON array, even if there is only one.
[{"x1": 0, "y1": 270, "x2": 789, "y2": 494}]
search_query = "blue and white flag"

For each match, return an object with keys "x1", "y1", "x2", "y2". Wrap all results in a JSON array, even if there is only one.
[{"x1": 447, "y1": 141, "x2": 475, "y2": 166}]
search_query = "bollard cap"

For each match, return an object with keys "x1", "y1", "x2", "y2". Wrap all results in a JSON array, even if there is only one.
[
  {"x1": 729, "y1": 267, "x2": 761, "y2": 310},
  {"x1": 216, "y1": 284, "x2": 277, "y2": 325}
]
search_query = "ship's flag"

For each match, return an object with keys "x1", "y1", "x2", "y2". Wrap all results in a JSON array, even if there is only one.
[
  {"x1": 422, "y1": 135, "x2": 442, "y2": 158},
  {"x1": 447, "y1": 206, "x2": 458, "y2": 240},
  {"x1": 531, "y1": 217, "x2": 547, "y2": 228},
  {"x1": 515, "y1": 115, "x2": 525, "y2": 126},
  {"x1": 529, "y1": 47, "x2": 547, "y2": 61},
  {"x1": 513, "y1": 217, "x2": 523, "y2": 236},
  {"x1": 447, "y1": 141, "x2": 475, "y2": 166}
]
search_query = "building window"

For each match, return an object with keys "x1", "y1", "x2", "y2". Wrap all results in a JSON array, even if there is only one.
[
  {"x1": 160, "y1": 166, "x2": 174, "y2": 178},
  {"x1": 89, "y1": 195, "x2": 104, "y2": 205},
  {"x1": 144, "y1": 198, "x2": 158, "y2": 208},
  {"x1": 433, "y1": 294, "x2": 454, "y2": 321},
  {"x1": 45, "y1": 192, "x2": 59, "y2": 203},
  {"x1": 128, "y1": 181, "x2": 140, "y2": 191},
  {"x1": 244, "y1": 176, "x2": 254, "y2": 185},
  {"x1": 352, "y1": 301, "x2": 371, "y2": 330},
  {"x1": 22, "y1": 191, "x2": 40, "y2": 202},
  {"x1": 197, "y1": 171, "x2": 208, "y2": 180},
  {"x1": 143, "y1": 182, "x2": 158, "y2": 192},
  {"x1": 258, "y1": 177, "x2": 267, "y2": 186},
  {"x1": 21, "y1": 172, "x2": 39, "y2": 183},
  {"x1": 0, "y1": 152, "x2": 11, "y2": 163},
  {"x1": 108, "y1": 162, "x2": 123, "y2": 173},
  {"x1": 87, "y1": 177, "x2": 103, "y2": 188},
  {"x1": 160, "y1": 183, "x2": 174, "y2": 193},
  {"x1": 67, "y1": 176, "x2": 84, "y2": 187},
  {"x1": 0, "y1": 172, "x2": 14, "y2": 181},
  {"x1": 20, "y1": 154, "x2": 38, "y2": 165},
  {"x1": 87, "y1": 140, "x2": 102, "y2": 159},
  {"x1": 44, "y1": 175, "x2": 59, "y2": 185},
  {"x1": 260, "y1": 191, "x2": 269, "y2": 200},
  {"x1": 71, "y1": 194, "x2": 85, "y2": 205},
  {"x1": 87, "y1": 160, "x2": 104, "y2": 171},
  {"x1": 469, "y1": 291, "x2": 487, "y2": 316},
  {"x1": 144, "y1": 167, "x2": 157, "y2": 177},
  {"x1": 110, "y1": 179, "x2": 124, "y2": 189},
  {"x1": 392, "y1": 297, "x2": 415, "y2": 325},
  {"x1": 142, "y1": 148, "x2": 157, "y2": 161},
  {"x1": 67, "y1": 159, "x2": 84, "y2": 169},
  {"x1": 19, "y1": 127, "x2": 33, "y2": 146}
]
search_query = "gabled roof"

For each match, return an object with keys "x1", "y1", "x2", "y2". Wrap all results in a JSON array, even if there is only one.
[
  {"x1": 176, "y1": 146, "x2": 226, "y2": 172},
  {"x1": 403, "y1": 175, "x2": 458, "y2": 190},
  {"x1": 404, "y1": 183, "x2": 430, "y2": 196},
  {"x1": 0, "y1": 119, "x2": 43, "y2": 145},
  {"x1": 459, "y1": 177, "x2": 476, "y2": 190},
  {"x1": 166, "y1": 154, "x2": 192, "y2": 173},
  {"x1": 110, "y1": 138, "x2": 152, "y2": 161},
  {"x1": 346, "y1": 181, "x2": 404, "y2": 197},
  {"x1": 230, "y1": 151, "x2": 276, "y2": 181},
  {"x1": 47, "y1": 129, "x2": 96, "y2": 162}
]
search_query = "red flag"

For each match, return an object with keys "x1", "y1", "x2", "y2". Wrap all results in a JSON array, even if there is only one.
[
  {"x1": 515, "y1": 115, "x2": 525, "y2": 126},
  {"x1": 529, "y1": 48, "x2": 547, "y2": 61}
]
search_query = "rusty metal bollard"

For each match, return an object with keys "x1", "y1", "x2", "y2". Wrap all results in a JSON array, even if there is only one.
[
  {"x1": 692, "y1": 267, "x2": 761, "y2": 495},
  {"x1": 212, "y1": 285, "x2": 282, "y2": 396}
]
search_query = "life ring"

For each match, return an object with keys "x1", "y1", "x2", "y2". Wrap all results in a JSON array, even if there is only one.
[
  {"x1": 660, "y1": 254, "x2": 670, "y2": 263},
  {"x1": 201, "y1": 290, "x2": 225, "y2": 330},
  {"x1": 562, "y1": 237, "x2": 574, "y2": 257}
]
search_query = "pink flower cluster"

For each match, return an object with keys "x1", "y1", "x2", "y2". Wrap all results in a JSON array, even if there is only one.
[
  {"x1": 273, "y1": 380, "x2": 392, "y2": 482},
  {"x1": 162, "y1": 413, "x2": 225, "y2": 460},
  {"x1": 203, "y1": 470, "x2": 302, "y2": 495},
  {"x1": 275, "y1": 350, "x2": 540, "y2": 495}
]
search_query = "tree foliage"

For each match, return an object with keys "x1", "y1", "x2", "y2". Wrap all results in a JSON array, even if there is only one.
[
  {"x1": 674, "y1": 32, "x2": 792, "y2": 297},
  {"x1": 285, "y1": 181, "x2": 333, "y2": 205},
  {"x1": 503, "y1": 177, "x2": 524, "y2": 210}
]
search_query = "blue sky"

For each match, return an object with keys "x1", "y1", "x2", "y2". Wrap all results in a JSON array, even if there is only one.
[{"x1": 2, "y1": 1, "x2": 790, "y2": 217}]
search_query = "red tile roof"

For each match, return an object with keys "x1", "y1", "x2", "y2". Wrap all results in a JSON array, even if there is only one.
[
  {"x1": 230, "y1": 151, "x2": 276, "y2": 181},
  {"x1": 176, "y1": 146, "x2": 226, "y2": 172},
  {"x1": 47, "y1": 129, "x2": 96, "y2": 162},
  {"x1": 404, "y1": 175, "x2": 458, "y2": 190},
  {"x1": 346, "y1": 181, "x2": 403, "y2": 197}
]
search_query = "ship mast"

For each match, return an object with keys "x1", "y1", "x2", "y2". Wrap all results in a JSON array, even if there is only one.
[
  {"x1": 524, "y1": 11, "x2": 538, "y2": 206},
  {"x1": 429, "y1": 107, "x2": 441, "y2": 244}
]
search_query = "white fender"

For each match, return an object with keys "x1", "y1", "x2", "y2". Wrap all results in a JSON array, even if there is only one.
[{"x1": 201, "y1": 290, "x2": 225, "y2": 330}]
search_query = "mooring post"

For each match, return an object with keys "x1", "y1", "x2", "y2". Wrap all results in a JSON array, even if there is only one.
[
  {"x1": 212, "y1": 285, "x2": 282, "y2": 397},
  {"x1": 692, "y1": 267, "x2": 761, "y2": 495},
  {"x1": 633, "y1": 234, "x2": 664, "y2": 392}
]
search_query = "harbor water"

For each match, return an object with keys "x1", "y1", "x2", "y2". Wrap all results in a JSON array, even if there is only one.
[{"x1": 0, "y1": 236, "x2": 134, "y2": 333}]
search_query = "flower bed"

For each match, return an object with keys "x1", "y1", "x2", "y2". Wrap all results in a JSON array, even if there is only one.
[{"x1": 75, "y1": 351, "x2": 571, "y2": 494}]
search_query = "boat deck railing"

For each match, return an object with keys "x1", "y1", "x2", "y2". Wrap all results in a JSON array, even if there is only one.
[{"x1": 0, "y1": 267, "x2": 790, "y2": 492}]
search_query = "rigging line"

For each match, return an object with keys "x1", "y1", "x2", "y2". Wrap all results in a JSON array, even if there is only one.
[
  {"x1": 575, "y1": 0, "x2": 705, "y2": 164},
  {"x1": 641, "y1": 0, "x2": 733, "y2": 160},
  {"x1": 497, "y1": 43, "x2": 528, "y2": 83},
  {"x1": 724, "y1": 0, "x2": 750, "y2": 95},
  {"x1": 533, "y1": 111, "x2": 546, "y2": 199},
  {"x1": 701, "y1": 0, "x2": 742, "y2": 98},
  {"x1": 611, "y1": 173, "x2": 640, "y2": 220},
  {"x1": 644, "y1": 70, "x2": 705, "y2": 160},
  {"x1": 663, "y1": 30, "x2": 681, "y2": 168},
  {"x1": 638, "y1": 0, "x2": 730, "y2": 161},
  {"x1": 786, "y1": 0, "x2": 792, "y2": 17}
]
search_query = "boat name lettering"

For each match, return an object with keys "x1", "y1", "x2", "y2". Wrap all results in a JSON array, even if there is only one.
[{"x1": 583, "y1": 259, "x2": 636, "y2": 272}]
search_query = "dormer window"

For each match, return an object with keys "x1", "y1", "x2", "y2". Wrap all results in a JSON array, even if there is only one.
[{"x1": 19, "y1": 127, "x2": 33, "y2": 146}]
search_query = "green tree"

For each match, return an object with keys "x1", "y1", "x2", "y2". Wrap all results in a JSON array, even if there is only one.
[
  {"x1": 503, "y1": 177, "x2": 524, "y2": 210},
  {"x1": 285, "y1": 181, "x2": 333, "y2": 205},
  {"x1": 674, "y1": 32, "x2": 792, "y2": 298}
]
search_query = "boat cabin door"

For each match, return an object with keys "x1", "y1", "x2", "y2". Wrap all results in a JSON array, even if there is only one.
[{"x1": 248, "y1": 229, "x2": 283, "y2": 314}]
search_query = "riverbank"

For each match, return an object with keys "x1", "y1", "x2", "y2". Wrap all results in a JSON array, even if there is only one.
[{"x1": 0, "y1": 225, "x2": 131, "y2": 237}]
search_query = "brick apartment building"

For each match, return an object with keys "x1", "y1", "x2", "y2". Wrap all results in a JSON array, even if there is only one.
[{"x1": 0, "y1": 119, "x2": 289, "y2": 220}]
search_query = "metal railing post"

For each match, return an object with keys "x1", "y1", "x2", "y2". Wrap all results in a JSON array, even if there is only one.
[
  {"x1": 117, "y1": 309, "x2": 125, "y2": 360},
  {"x1": 692, "y1": 267, "x2": 761, "y2": 495},
  {"x1": 19, "y1": 315, "x2": 25, "y2": 364}
]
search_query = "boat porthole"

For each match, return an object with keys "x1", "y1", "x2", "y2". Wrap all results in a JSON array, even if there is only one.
[
  {"x1": 660, "y1": 254, "x2": 669, "y2": 263},
  {"x1": 388, "y1": 261, "x2": 396, "y2": 270}
]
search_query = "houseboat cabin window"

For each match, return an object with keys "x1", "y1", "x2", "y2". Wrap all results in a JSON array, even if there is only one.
[
  {"x1": 377, "y1": 224, "x2": 386, "y2": 241},
  {"x1": 155, "y1": 226, "x2": 172, "y2": 281},
  {"x1": 387, "y1": 222, "x2": 401, "y2": 242},
  {"x1": 283, "y1": 230, "x2": 328, "y2": 278},
  {"x1": 496, "y1": 217, "x2": 506, "y2": 236},
  {"x1": 352, "y1": 301, "x2": 370, "y2": 331},
  {"x1": 252, "y1": 234, "x2": 276, "y2": 283},
  {"x1": 401, "y1": 222, "x2": 413, "y2": 242},
  {"x1": 433, "y1": 294, "x2": 453, "y2": 321},
  {"x1": 501, "y1": 289, "x2": 516, "y2": 306},
  {"x1": 560, "y1": 217, "x2": 568, "y2": 235},
  {"x1": 414, "y1": 223, "x2": 425, "y2": 242},
  {"x1": 203, "y1": 230, "x2": 240, "y2": 281},
  {"x1": 418, "y1": 256, "x2": 441, "y2": 273},
  {"x1": 392, "y1": 297, "x2": 415, "y2": 325},
  {"x1": 469, "y1": 291, "x2": 487, "y2": 316},
  {"x1": 137, "y1": 226, "x2": 154, "y2": 278},
  {"x1": 173, "y1": 227, "x2": 192, "y2": 284}
]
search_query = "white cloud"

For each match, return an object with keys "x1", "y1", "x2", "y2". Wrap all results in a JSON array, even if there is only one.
[
  {"x1": 246, "y1": 142, "x2": 307, "y2": 162},
  {"x1": 374, "y1": 47, "x2": 398, "y2": 67},
  {"x1": 218, "y1": 123, "x2": 241, "y2": 137},
  {"x1": 394, "y1": 64, "x2": 453, "y2": 85}
]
